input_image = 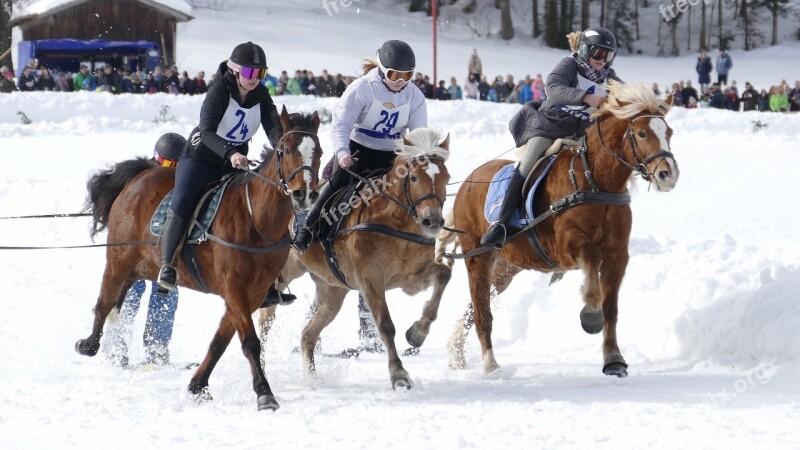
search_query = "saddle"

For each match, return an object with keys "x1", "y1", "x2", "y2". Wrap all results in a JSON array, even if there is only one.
[
  {"x1": 150, "y1": 175, "x2": 236, "y2": 293},
  {"x1": 517, "y1": 138, "x2": 579, "y2": 196}
]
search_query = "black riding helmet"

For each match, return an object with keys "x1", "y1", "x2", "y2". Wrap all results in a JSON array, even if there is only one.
[
  {"x1": 578, "y1": 27, "x2": 618, "y2": 68},
  {"x1": 376, "y1": 40, "x2": 415, "y2": 73},
  {"x1": 154, "y1": 132, "x2": 186, "y2": 161},
  {"x1": 228, "y1": 41, "x2": 268, "y2": 70}
]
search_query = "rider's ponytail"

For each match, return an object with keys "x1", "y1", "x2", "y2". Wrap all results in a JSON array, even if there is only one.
[{"x1": 361, "y1": 58, "x2": 378, "y2": 76}]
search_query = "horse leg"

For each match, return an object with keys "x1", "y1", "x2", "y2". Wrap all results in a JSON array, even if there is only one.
[
  {"x1": 599, "y1": 253, "x2": 629, "y2": 378},
  {"x1": 300, "y1": 280, "x2": 348, "y2": 374},
  {"x1": 572, "y1": 241, "x2": 605, "y2": 335},
  {"x1": 361, "y1": 281, "x2": 413, "y2": 389},
  {"x1": 188, "y1": 313, "x2": 236, "y2": 402},
  {"x1": 405, "y1": 262, "x2": 452, "y2": 348},
  {"x1": 75, "y1": 261, "x2": 135, "y2": 357},
  {"x1": 256, "y1": 305, "x2": 277, "y2": 370},
  {"x1": 465, "y1": 252, "x2": 500, "y2": 374},
  {"x1": 447, "y1": 302, "x2": 474, "y2": 370}
]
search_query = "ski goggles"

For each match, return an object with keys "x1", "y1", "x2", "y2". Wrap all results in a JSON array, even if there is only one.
[
  {"x1": 588, "y1": 47, "x2": 616, "y2": 63},
  {"x1": 385, "y1": 69, "x2": 413, "y2": 83},
  {"x1": 155, "y1": 153, "x2": 178, "y2": 168},
  {"x1": 227, "y1": 61, "x2": 267, "y2": 80}
]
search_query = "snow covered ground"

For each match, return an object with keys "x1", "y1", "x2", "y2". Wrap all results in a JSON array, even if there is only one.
[{"x1": 2, "y1": 1, "x2": 800, "y2": 448}]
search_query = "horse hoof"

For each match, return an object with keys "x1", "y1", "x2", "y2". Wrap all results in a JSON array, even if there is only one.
[
  {"x1": 603, "y1": 362, "x2": 628, "y2": 378},
  {"x1": 603, "y1": 353, "x2": 628, "y2": 377},
  {"x1": 75, "y1": 339, "x2": 99, "y2": 356},
  {"x1": 580, "y1": 305, "x2": 604, "y2": 334},
  {"x1": 391, "y1": 373, "x2": 414, "y2": 390},
  {"x1": 257, "y1": 394, "x2": 280, "y2": 411},
  {"x1": 191, "y1": 387, "x2": 213, "y2": 404},
  {"x1": 405, "y1": 326, "x2": 426, "y2": 348}
]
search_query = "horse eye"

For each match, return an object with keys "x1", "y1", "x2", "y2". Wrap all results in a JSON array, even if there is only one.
[
  {"x1": 410, "y1": 175, "x2": 418, "y2": 182},
  {"x1": 637, "y1": 130, "x2": 647, "y2": 139}
]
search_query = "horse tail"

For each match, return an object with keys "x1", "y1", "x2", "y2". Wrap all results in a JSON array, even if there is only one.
[
  {"x1": 435, "y1": 207, "x2": 459, "y2": 267},
  {"x1": 84, "y1": 157, "x2": 157, "y2": 241}
]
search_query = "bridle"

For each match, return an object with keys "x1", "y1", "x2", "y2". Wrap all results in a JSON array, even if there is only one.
[
  {"x1": 344, "y1": 156, "x2": 447, "y2": 222},
  {"x1": 595, "y1": 114, "x2": 676, "y2": 180},
  {"x1": 246, "y1": 129, "x2": 320, "y2": 194}
]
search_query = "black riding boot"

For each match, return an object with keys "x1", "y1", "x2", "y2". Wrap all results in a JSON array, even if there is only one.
[
  {"x1": 480, "y1": 169, "x2": 526, "y2": 249},
  {"x1": 157, "y1": 212, "x2": 188, "y2": 296},
  {"x1": 260, "y1": 284, "x2": 298, "y2": 308},
  {"x1": 293, "y1": 181, "x2": 335, "y2": 253}
]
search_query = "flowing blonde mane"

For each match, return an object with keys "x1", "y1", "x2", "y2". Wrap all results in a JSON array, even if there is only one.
[
  {"x1": 394, "y1": 128, "x2": 450, "y2": 161},
  {"x1": 596, "y1": 80, "x2": 671, "y2": 120}
]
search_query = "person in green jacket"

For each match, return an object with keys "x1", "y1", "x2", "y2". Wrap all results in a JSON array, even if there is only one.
[
  {"x1": 285, "y1": 70, "x2": 303, "y2": 95},
  {"x1": 73, "y1": 65, "x2": 94, "y2": 91},
  {"x1": 769, "y1": 85, "x2": 789, "y2": 112}
]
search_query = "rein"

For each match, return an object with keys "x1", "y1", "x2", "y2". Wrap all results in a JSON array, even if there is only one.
[{"x1": 596, "y1": 114, "x2": 675, "y2": 181}]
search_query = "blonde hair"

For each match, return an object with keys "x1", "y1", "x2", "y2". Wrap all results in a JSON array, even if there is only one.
[
  {"x1": 567, "y1": 31, "x2": 582, "y2": 54},
  {"x1": 394, "y1": 128, "x2": 450, "y2": 162},
  {"x1": 361, "y1": 57, "x2": 378, "y2": 76}
]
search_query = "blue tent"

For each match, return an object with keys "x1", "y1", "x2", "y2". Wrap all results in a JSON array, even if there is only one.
[{"x1": 18, "y1": 39, "x2": 163, "y2": 76}]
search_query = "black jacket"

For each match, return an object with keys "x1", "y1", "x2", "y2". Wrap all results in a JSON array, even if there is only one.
[{"x1": 187, "y1": 61, "x2": 281, "y2": 167}]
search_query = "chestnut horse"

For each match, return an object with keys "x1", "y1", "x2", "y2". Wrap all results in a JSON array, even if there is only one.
[
  {"x1": 444, "y1": 82, "x2": 679, "y2": 377},
  {"x1": 75, "y1": 107, "x2": 322, "y2": 411},
  {"x1": 261, "y1": 128, "x2": 452, "y2": 389}
]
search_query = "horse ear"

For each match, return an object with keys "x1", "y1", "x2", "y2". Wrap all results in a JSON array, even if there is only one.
[
  {"x1": 403, "y1": 135, "x2": 412, "y2": 147},
  {"x1": 439, "y1": 133, "x2": 450, "y2": 150},
  {"x1": 659, "y1": 94, "x2": 673, "y2": 114},
  {"x1": 310, "y1": 111, "x2": 321, "y2": 133},
  {"x1": 279, "y1": 105, "x2": 291, "y2": 132}
]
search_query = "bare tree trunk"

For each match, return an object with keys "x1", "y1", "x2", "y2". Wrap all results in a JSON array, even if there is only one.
[
  {"x1": 717, "y1": 0, "x2": 723, "y2": 48},
  {"x1": 709, "y1": 0, "x2": 715, "y2": 48},
  {"x1": 741, "y1": 0, "x2": 751, "y2": 50},
  {"x1": 635, "y1": 0, "x2": 640, "y2": 40},
  {"x1": 771, "y1": 6, "x2": 779, "y2": 46},
  {"x1": 671, "y1": 21, "x2": 680, "y2": 56},
  {"x1": 581, "y1": 0, "x2": 590, "y2": 30},
  {"x1": 0, "y1": 0, "x2": 13, "y2": 71},
  {"x1": 533, "y1": 0, "x2": 541, "y2": 38},
  {"x1": 498, "y1": 0, "x2": 515, "y2": 40},
  {"x1": 699, "y1": 2, "x2": 707, "y2": 51},
  {"x1": 687, "y1": 5, "x2": 692, "y2": 51}
]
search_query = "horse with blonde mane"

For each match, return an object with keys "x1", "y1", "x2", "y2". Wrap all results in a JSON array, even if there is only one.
[
  {"x1": 443, "y1": 81, "x2": 679, "y2": 377},
  {"x1": 259, "y1": 128, "x2": 453, "y2": 389}
]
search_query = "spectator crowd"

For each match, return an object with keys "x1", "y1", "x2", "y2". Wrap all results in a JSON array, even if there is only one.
[{"x1": 2, "y1": 48, "x2": 798, "y2": 114}]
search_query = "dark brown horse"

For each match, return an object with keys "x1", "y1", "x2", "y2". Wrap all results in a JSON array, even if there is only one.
[
  {"x1": 444, "y1": 82, "x2": 679, "y2": 377},
  {"x1": 261, "y1": 128, "x2": 453, "y2": 389},
  {"x1": 75, "y1": 107, "x2": 322, "y2": 411}
]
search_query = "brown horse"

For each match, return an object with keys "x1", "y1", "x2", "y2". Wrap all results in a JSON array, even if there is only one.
[
  {"x1": 261, "y1": 128, "x2": 453, "y2": 389},
  {"x1": 75, "y1": 107, "x2": 322, "y2": 411},
  {"x1": 444, "y1": 82, "x2": 679, "y2": 377}
]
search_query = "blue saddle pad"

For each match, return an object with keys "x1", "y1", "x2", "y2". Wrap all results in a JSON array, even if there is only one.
[
  {"x1": 484, "y1": 156, "x2": 557, "y2": 227},
  {"x1": 150, "y1": 176, "x2": 235, "y2": 241}
]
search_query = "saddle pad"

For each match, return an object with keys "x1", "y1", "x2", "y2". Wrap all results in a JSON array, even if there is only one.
[
  {"x1": 484, "y1": 156, "x2": 557, "y2": 227},
  {"x1": 150, "y1": 176, "x2": 235, "y2": 241}
]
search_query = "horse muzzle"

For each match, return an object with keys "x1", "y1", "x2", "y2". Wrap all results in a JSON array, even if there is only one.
[
  {"x1": 419, "y1": 212, "x2": 445, "y2": 238},
  {"x1": 649, "y1": 156, "x2": 680, "y2": 192},
  {"x1": 291, "y1": 189, "x2": 319, "y2": 211}
]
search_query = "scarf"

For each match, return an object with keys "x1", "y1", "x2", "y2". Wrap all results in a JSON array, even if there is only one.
[{"x1": 573, "y1": 54, "x2": 610, "y2": 83}]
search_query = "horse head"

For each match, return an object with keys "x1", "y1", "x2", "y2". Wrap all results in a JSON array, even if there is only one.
[
  {"x1": 276, "y1": 106, "x2": 322, "y2": 210},
  {"x1": 594, "y1": 81, "x2": 680, "y2": 192},
  {"x1": 391, "y1": 129, "x2": 451, "y2": 238}
]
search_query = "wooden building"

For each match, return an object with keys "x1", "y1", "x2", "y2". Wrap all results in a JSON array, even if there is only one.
[{"x1": 9, "y1": 0, "x2": 193, "y2": 66}]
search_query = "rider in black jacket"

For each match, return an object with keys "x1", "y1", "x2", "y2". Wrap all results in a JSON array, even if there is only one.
[{"x1": 156, "y1": 42, "x2": 281, "y2": 295}]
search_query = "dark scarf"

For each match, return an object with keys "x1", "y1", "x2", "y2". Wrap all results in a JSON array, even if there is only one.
[{"x1": 573, "y1": 54, "x2": 610, "y2": 83}]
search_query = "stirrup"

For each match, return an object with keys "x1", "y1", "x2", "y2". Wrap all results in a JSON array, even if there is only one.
[{"x1": 157, "y1": 265, "x2": 177, "y2": 292}]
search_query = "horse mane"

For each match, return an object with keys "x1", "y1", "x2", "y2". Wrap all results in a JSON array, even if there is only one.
[
  {"x1": 234, "y1": 111, "x2": 318, "y2": 186},
  {"x1": 394, "y1": 128, "x2": 450, "y2": 162},
  {"x1": 595, "y1": 81, "x2": 671, "y2": 120},
  {"x1": 361, "y1": 58, "x2": 378, "y2": 76}
]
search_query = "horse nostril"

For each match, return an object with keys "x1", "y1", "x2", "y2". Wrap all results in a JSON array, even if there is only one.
[
  {"x1": 421, "y1": 218, "x2": 432, "y2": 227},
  {"x1": 658, "y1": 170, "x2": 669, "y2": 181},
  {"x1": 308, "y1": 191, "x2": 319, "y2": 202},
  {"x1": 292, "y1": 190, "x2": 305, "y2": 200},
  {"x1": 435, "y1": 219, "x2": 445, "y2": 228}
]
